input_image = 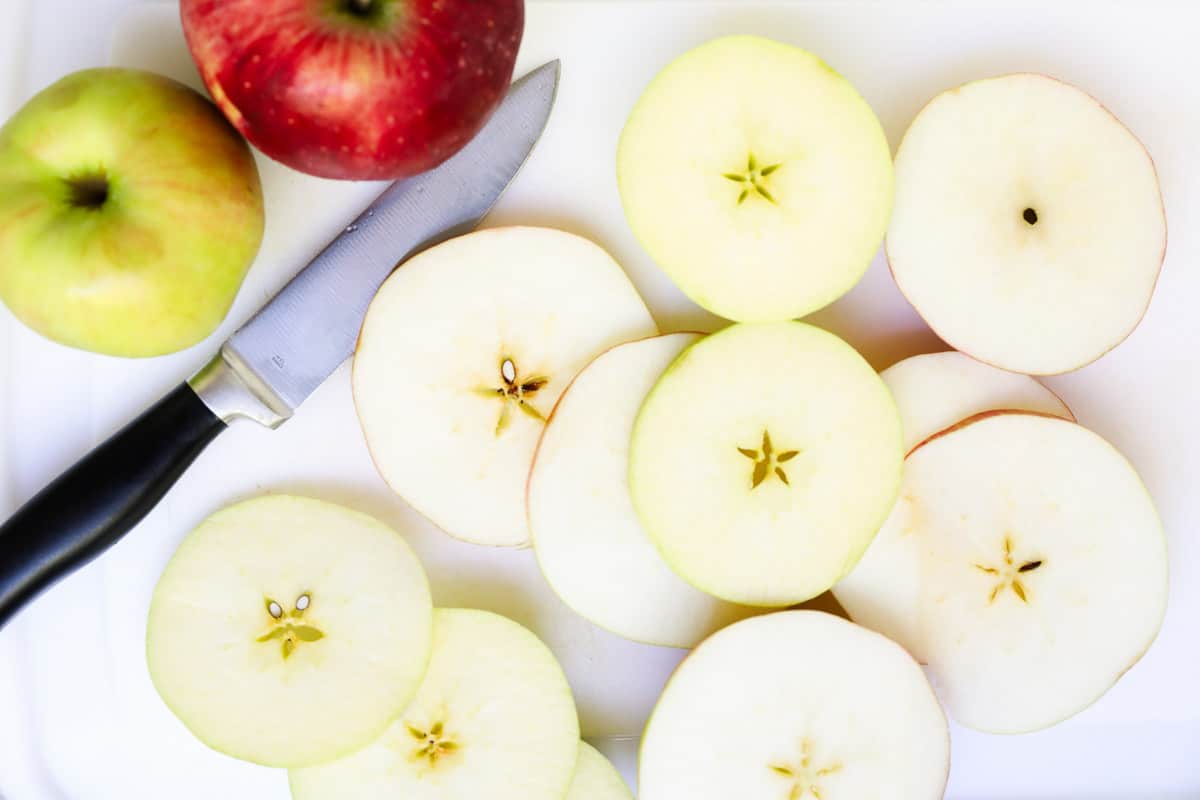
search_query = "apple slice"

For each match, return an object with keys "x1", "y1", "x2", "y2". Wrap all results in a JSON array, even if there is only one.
[
  {"x1": 354, "y1": 226, "x2": 657, "y2": 546},
  {"x1": 146, "y1": 496, "x2": 433, "y2": 767},
  {"x1": 529, "y1": 333, "x2": 756, "y2": 647},
  {"x1": 835, "y1": 351, "x2": 1075, "y2": 655},
  {"x1": 289, "y1": 608, "x2": 580, "y2": 800},
  {"x1": 617, "y1": 35, "x2": 893, "y2": 322},
  {"x1": 567, "y1": 743, "x2": 633, "y2": 800},
  {"x1": 629, "y1": 322, "x2": 903, "y2": 606},
  {"x1": 639, "y1": 611, "x2": 949, "y2": 800},
  {"x1": 852, "y1": 411, "x2": 1167, "y2": 732},
  {"x1": 882, "y1": 351, "x2": 1074, "y2": 452},
  {"x1": 888, "y1": 74, "x2": 1166, "y2": 375}
]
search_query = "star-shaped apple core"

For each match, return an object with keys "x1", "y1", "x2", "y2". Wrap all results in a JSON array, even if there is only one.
[
  {"x1": 738, "y1": 430, "x2": 800, "y2": 489},
  {"x1": 769, "y1": 738, "x2": 842, "y2": 800},
  {"x1": 475, "y1": 357, "x2": 549, "y2": 436},
  {"x1": 974, "y1": 534, "x2": 1044, "y2": 604},
  {"x1": 723, "y1": 153, "x2": 782, "y2": 205},
  {"x1": 405, "y1": 719, "x2": 459, "y2": 767},
  {"x1": 256, "y1": 592, "x2": 325, "y2": 660}
]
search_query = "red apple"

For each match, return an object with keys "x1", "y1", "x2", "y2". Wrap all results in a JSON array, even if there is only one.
[{"x1": 180, "y1": 0, "x2": 523, "y2": 180}]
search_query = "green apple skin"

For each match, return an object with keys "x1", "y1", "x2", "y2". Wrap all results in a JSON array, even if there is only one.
[{"x1": 0, "y1": 68, "x2": 264, "y2": 357}]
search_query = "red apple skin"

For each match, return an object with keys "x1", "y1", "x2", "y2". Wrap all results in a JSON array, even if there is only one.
[{"x1": 180, "y1": 0, "x2": 523, "y2": 180}]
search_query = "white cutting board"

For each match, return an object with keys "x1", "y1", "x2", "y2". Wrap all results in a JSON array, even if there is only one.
[{"x1": 2, "y1": 1, "x2": 1200, "y2": 798}]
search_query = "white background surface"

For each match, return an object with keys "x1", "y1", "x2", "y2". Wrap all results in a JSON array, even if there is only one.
[{"x1": 2, "y1": 1, "x2": 1200, "y2": 798}]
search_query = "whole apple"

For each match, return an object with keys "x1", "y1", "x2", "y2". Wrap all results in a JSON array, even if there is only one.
[
  {"x1": 180, "y1": 0, "x2": 524, "y2": 180},
  {"x1": 0, "y1": 68, "x2": 264, "y2": 357}
]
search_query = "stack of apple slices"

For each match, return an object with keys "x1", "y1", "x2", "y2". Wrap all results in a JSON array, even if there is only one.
[
  {"x1": 147, "y1": 496, "x2": 630, "y2": 798},
  {"x1": 835, "y1": 352, "x2": 1168, "y2": 733}
]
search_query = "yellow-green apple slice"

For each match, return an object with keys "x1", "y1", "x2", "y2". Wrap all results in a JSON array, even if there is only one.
[
  {"x1": 566, "y1": 743, "x2": 632, "y2": 800},
  {"x1": 868, "y1": 411, "x2": 1166, "y2": 732},
  {"x1": 835, "y1": 352, "x2": 1075, "y2": 656},
  {"x1": 529, "y1": 333, "x2": 756, "y2": 647},
  {"x1": 629, "y1": 322, "x2": 902, "y2": 606},
  {"x1": 639, "y1": 611, "x2": 949, "y2": 800},
  {"x1": 888, "y1": 74, "x2": 1166, "y2": 375},
  {"x1": 289, "y1": 608, "x2": 580, "y2": 800},
  {"x1": 146, "y1": 496, "x2": 433, "y2": 767},
  {"x1": 617, "y1": 35, "x2": 893, "y2": 322},
  {"x1": 354, "y1": 226, "x2": 657, "y2": 546},
  {"x1": 882, "y1": 351, "x2": 1074, "y2": 453}
]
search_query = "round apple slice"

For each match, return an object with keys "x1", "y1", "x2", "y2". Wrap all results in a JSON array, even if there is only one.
[
  {"x1": 354, "y1": 226, "x2": 657, "y2": 546},
  {"x1": 629, "y1": 322, "x2": 903, "y2": 606},
  {"x1": 567, "y1": 743, "x2": 633, "y2": 800},
  {"x1": 617, "y1": 35, "x2": 893, "y2": 322},
  {"x1": 529, "y1": 333, "x2": 756, "y2": 647},
  {"x1": 882, "y1": 351, "x2": 1074, "y2": 452},
  {"x1": 639, "y1": 611, "x2": 949, "y2": 800},
  {"x1": 289, "y1": 608, "x2": 580, "y2": 800},
  {"x1": 146, "y1": 496, "x2": 433, "y2": 767},
  {"x1": 835, "y1": 351, "x2": 1075, "y2": 656},
  {"x1": 888, "y1": 74, "x2": 1166, "y2": 375},
  {"x1": 866, "y1": 412, "x2": 1166, "y2": 732}
]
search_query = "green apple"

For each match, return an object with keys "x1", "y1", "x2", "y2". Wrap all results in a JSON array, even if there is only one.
[
  {"x1": 0, "y1": 67, "x2": 264, "y2": 357},
  {"x1": 618, "y1": 36, "x2": 893, "y2": 323},
  {"x1": 628, "y1": 322, "x2": 903, "y2": 607},
  {"x1": 290, "y1": 608, "x2": 580, "y2": 800},
  {"x1": 146, "y1": 496, "x2": 433, "y2": 767}
]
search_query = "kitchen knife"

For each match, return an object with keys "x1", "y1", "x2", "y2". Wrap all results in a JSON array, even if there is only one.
[{"x1": 0, "y1": 60, "x2": 560, "y2": 629}]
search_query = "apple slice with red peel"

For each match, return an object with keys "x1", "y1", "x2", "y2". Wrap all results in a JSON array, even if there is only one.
[
  {"x1": 639, "y1": 611, "x2": 949, "y2": 800},
  {"x1": 146, "y1": 496, "x2": 433, "y2": 767},
  {"x1": 847, "y1": 411, "x2": 1167, "y2": 732},
  {"x1": 529, "y1": 333, "x2": 756, "y2": 647},
  {"x1": 881, "y1": 351, "x2": 1074, "y2": 453},
  {"x1": 617, "y1": 35, "x2": 893, "y2": 323},
  {"x1": 567, "y1": 743, "x2": 632, "y2": 800},
  {"x1": 629, "y1": 322, "x2": 903, "y2": 607},
  {"x1": 354, "y1": 227, "x2": 657, "y2": 546},
  {"x1": 289, "y1": 608, "x2": 580, "y2": 800},
  {"x1": 887, "y1": 74, "x2": 1166, "y2": 375},
  {"x1": 835, "y1": 352, "x2": 1075, "y2": 655}
]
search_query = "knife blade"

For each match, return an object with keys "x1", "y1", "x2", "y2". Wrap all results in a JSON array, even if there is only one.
[{"x1": 0, "y1": 61, "x2": 561, "y2": 628}]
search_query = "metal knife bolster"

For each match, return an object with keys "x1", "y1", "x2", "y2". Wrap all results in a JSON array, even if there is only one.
[{"x1": 188, "y1": 351, "x2": 290, "y2": 428}]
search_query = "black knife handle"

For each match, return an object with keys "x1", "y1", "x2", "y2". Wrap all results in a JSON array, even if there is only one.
[{"x1": 0, "y1": 383, "x2": 225, "y2": 629}]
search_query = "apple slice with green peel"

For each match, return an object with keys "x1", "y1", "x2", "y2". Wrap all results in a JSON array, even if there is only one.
[
  {"x1": 617, "y1": 35, "x2": 893, "y2": 322},
  {"x1": 354, "y1": 226, "x2": 657, "y2": 547},
  {"x1": 529, "y1": 333, "x2": 756, "y2": 647},
  {"x1": 850, "y1": 411, "x2": 1167, "y2": 732},
  {"x1": 879, "y1": 351, "x2": 1074, "y2": 453},
  {"x1": 887, "y1": 74, "x2": 1166, "y2": 375},
  {"x1": 835, "y1": 352, "x2": 1075, "y2": 656},
  {"x1": 639, "y1": 611, "x2": 949, "y2": 800},
  {"x1": 566, "y1": 743, "x2": 632, "y2": 800},
  {"x1": 146, "y1": 496, "x2": 433, "y2": 767},
  {"x1": 629, "y1": 322, "x2": 903, "y2": 607},
  {"x1": 290, "y1": 608, "x2": 580, "y2": 800}
]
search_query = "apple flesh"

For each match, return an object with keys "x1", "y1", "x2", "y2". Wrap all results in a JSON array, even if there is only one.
[
  {"x1": 290, "y1": 608, "x2": 580, "y2": 800},
  {"x1": 629, "y1": 322, "x2": 903, "y2": 607},
  {"x1": 528, "y1": 333, "x2": 756, "y2": 648},
  {"x1": 639, "y1": 611, "x2": 949, "y2": 800},
  {"x1": 887, "y1": 73, "x2": 1166, "y2": 375},
  {"x1": 146, "y1": 496, "x2": 433, "y2": 767},
  {"x1": 0, "y1": 67, "x2": 263, "y2": 356},
  {"x1": 882, "y1": 351, "x2": 1074, "y2": 453},
  {"x1": 835, "y1": 351, "x2": 1075, "y2": 659},
  {"x1": 353, "y1": 227, "x2": 656, "y2": 546},
  {"x1": 181, "y1": 0, "x2": 523, "y2": 180},
  {"x1": 844, "y1": 411, "x2": 1167, "y2": 732},
  {"x1": 618, "y1": 35, "x2": 893, "y2": 322},
  {"x1": 566, "y1": 743, "x2": 632, "y2": 800}
]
